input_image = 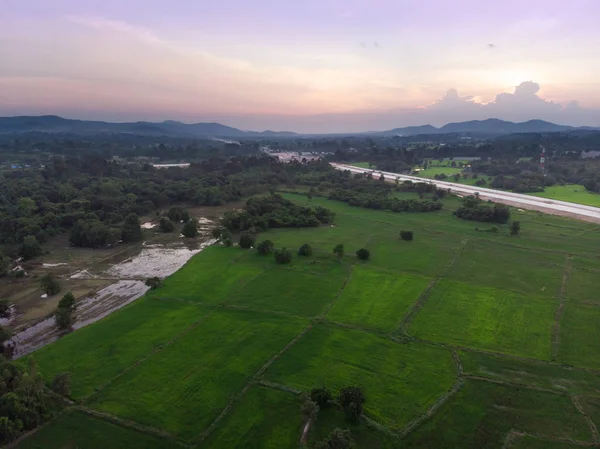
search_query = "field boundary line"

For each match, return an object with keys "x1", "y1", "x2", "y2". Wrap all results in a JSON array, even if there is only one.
[
  {"x1": 571, "y1": 395, "x2": 600, "y2": 443},
  {"x1": 220, "y1": 303, "x2": 307, "y2": 320},
  {"x1": 464, "y1": 375, "x2": 568, "y2": 395},
  {"x1": 197, "y1": 322, "x2": 316, "y2": 443},
  {"x1": 503, "y1": 430, "x2": 598, "y2": 448},
  {"x1": 83, "y1": 309, "x2": 217, "y2": 404},
  {"x1": 399, "y1": 348, "x2": 464, "y2": 439},
  {"x1": 552, "y1": 255, "x2": 571, "y2": 361},
  {"x1": 321, "y1": 262, "x2": 356, "y2": 318},
  {"x1": 73, "y1": 405, "x2": 190, "y2": 448},
  {"x1": 257, "y1": 380, "x2": 304, "y2": 395},
  {"x1": 398, "y1": 238, "x2": 468, "y2": 335}
]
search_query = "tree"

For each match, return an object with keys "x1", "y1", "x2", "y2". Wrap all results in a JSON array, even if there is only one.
[
  {"x1": 121, "y1": 213, "x2": 143, "y2": 243},
  {"x1": 223, "y1": 237, "x2": 233, "y2": 247},
  {"x1": 400, "y1": 230, "x2": 413, "y2": 241},
  {"x1": 314, "y1": 428, "x2": 355, "y2": 449},
  {"x1": 0, "y1": 251, "x2": 10, "y2": 277},
  {"x1": 51, "y1": 372, "x2": 71, "y2": 397},
  {"x1": 19, "y1": 235, "x2": 42, "y2": 261},
  {"x1": 181, "y1": 219, "x2": 198, "y2": 238},
  {"x1": 310, "y1": 386, "x2": 332, "y2": 408},
  {"x1": 239, "y1": 233, "x2": 256, "y2": 249},
  {"x1": 333, "y1": 244, "x2": 344, "y2": 261},
  {"x1": 145, "y1": 277, "x2": 162, "y2": 290},
  {"x1": 301, "y1": 398, "x2": 319, "y2": 422},
  {"x1": 274, "y1": 248, "x2": 292, "y2": 264},
  {"x1": 40, "y1": 274, "x2": 61, "y2": 296},
  {"x1": 338, "y1": 386, "x2": 365, "y2": 423},
  {"x1": 256, "y1": 239, "x2": 274, "y2": 255},
  {"x1": 0, "y1": 300, "x2": 11, "y2": 319},
  {"x1": 159, "y1": 217, "x2": 175, "y2": 233},
  {"x1": 356, "y1": 248, "x2": 370, "y2": 260},
  {"x1": 510, "y1": 221, "x2": 521, "y2": 236},
  {"x1": 55, "y1": 291, "x2": 75, "y2": 331},
  {"x1": 298, "y1": 243, "x2": 313, "y2": 257},
  {"x1": 167, "y1": 207, "x2": 190, "y2": 223}
]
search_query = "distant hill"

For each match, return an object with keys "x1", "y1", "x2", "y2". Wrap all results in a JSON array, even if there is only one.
[
  {"x1": 0, "y1": 115, "x2": 595, "y2": 138},
  {"x1": 379, "y1": 119, "x2": 581, "y2": 136},
  {"x1": 0, "y1": 116, "x2": 298, "y2": 138}
]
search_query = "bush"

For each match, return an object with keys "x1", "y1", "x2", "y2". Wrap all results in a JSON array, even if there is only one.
[
  {"x1": 58, "y1": 292, "x2": 75, "y2": 309},
  {"x1": 55, "y1": 307, "x2": 74, "y2": 330},
  {"x1": 298, "y1": 243, "x2": 313, "y2": 257},
  {"x1": 51, "y1": 372, "x2": 71, "y2": 397},
  {"x1": 256, "y1": 240, "x2": 274, "y2": 255},
  {"x1": 0, "y1": 300, "x2": 11, "y2": 319},
  {"x1": 314, "y1": 428, "x2": 354, "y2": 449},
  {"x1": 145, "y1": 277, "x2": 162, "y2": 290},
  {"x1": 339, "y1": 386, "x2": 365, "y2": 423},
  {"x1": 223, "y1": 237, "x2": 233, "y2": 247},
  {"x1": 356, "y1": 248, "x2": 370, "y2": 260},
  {"x1": 239, "y1": 233, "x2": 256, "y2": 249},
  {"x1": 181, "y1": 219, "x2": 198, "y2": 238},
  {"x1": 310, "y1": 386, "x2": 332, "y2": 409},
  {"x1": 159, "y1": 217, "x2": 175, "y2": 233},
  {"x1": 400, "y1": 231, "x2": 413, "y2": 241},
  {"x1": 41, "y1": 274, "x2": 61, "y2": 296},
  {"x1": 333, "y1": 243, "x2": 344, "y2": 260},
  {"x1": 20, "y1": 235, "x2": 42, "y2": 261},
  {"x1": 167, "y1": 207, "x2": 190, "y2": 223},
  {"x1": 510, "y1": 221, "x2": 521, "y2": 236},
  {"x1": 274, "y1": 248, "x2": 292, "y2": 264}
]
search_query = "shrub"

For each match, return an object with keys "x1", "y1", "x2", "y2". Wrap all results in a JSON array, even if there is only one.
[
  {"x1": 256, "y1": 240, "x2": 274, "y2": 255},
  {"x1": 51, "y1": 372, "x2": 71, "y2": 397},
  {"x1": 181, "y1": 220, "x2": 198, "y2": 238},
  {"x1": 356, "y1": 248, "x2": 370, "y2": 260},
  {"x1": 333, "y1": 243, "x2": 344, "y2": 260},
  {"x1": 274, "y1": 248, "x2": 292, "y2": 264},
  {"x1": 310, "y1": 386, "x2": 332, "y2": 409},
  {"x1": 159, "y1": 217, "x2": 175, "y2": 233},
  {"x1": 167, "y1": 207, "x2": 190, "y2": 223},
  {"x1": 58, "y1": 292, "x2": 75, "y2": 309},
  {"x1": 298, "y1": 243, "x2": 313, "y2": 257},
  {"x1": 314, "y1": 428, "x2": 354, "y2": 449},
  {"x1": 239, "y1": 233, "x2": 256, "y2": 249},
  {"x1": 41, "y1": 274, "x2": 61, "y2": 296},
  {"x1": 510, "y1": 221, "x2": 521, "y2": 236},
  {"x1": 0, "y1": 300, "x2": 10, "y2": 319},
  {"x1": 223, "y1": 237, "x2": 233, "y2": 247},
  {"x1": 400, "y1": 230, "x2": 413, "y2": 241},
  {"x1": 20, "y1": 235, "x2": 42, "y2": 261},
  {"x1": 145, "y1": 277, "x2": 162, "y2": 290},
  {"x1": 339, "y1": 386, "x2": 365, "y2": 423}
]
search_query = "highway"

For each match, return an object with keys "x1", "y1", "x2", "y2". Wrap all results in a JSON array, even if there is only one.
[{"x1": 331, "y1": 163, "x2": 600, "y2": 223}]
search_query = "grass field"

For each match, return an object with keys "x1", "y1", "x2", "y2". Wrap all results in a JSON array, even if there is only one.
[
  {"x1": 90, "y1": 309, "x2": 307, "y2": 441},
  {"x1": 14, "y1": 410, "x2": 180, "y2": 449},
  {"x1": 264, "y1": 324, "x2": 457, "y2": 430},
  {"x1": 509, "y1": 436, "x2": 585, "y2": 449},
  {"x1": 13, "y1": 192, "x2": 600, "y2": 448},
  {"x1": 404, "y1": 380, "x2": 593, "y2": 448},
  {"x1": 410, "y1": 280, "x2": 555, "y2": 359},
  {"x1": 530, "y1": 185, "x2": 600, "y2": 208},
  {"x1": 327, "y1": 266, "x2": 430, "y2": 331}
]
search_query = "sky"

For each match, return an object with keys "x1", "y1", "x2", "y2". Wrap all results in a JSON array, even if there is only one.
[{"x1": 1, "y1": 0, "x2": 600, "y2": 133}]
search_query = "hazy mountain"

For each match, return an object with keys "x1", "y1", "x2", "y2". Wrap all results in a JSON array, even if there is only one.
[
  {"x1": 380, "y1": 118, "x2": 578, "y2": 136},
  {"x1": 0, "y1": 115, "x2": 593, "y2": 138},
  {"x1": 0, "y1": 116, "x2": 298, "y2": 138}
]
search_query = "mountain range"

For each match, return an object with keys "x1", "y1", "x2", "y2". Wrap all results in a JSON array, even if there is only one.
[{"x1": 0, "y1": 115, "x2": 597, "y2": 138}]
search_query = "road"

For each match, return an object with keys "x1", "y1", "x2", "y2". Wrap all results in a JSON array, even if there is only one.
[{"x1": 331, "y1": 163, "x2": 600, "y2": 223}]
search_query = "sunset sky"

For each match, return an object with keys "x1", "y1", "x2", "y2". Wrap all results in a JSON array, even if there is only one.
[{"x1": 2, "y1": 0, "x2": 600, "y2": 132}]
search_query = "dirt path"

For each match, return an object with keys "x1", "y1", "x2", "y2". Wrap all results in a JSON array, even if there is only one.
[{"x1": 552, "y1": 255, "x2": 571, "y2": 362}]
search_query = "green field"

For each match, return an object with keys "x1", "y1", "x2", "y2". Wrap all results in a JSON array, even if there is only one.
[
  {"x1": 15, "y1": 192, "x2": 600, "y2": 448},
  {"x1": 410, "y1": 280, "x2": 555, "y2": 359},
  {"x1": 531, "y1": 184, "x2": 600, "y2": 207},
  {"x1": 15, "y1": 410, "x2": 180, "y2": 449},
  {"x1": 327, "y1": 266, "x2": 430, "y2": 331}
]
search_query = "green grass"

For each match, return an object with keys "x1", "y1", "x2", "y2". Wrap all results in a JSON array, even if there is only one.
[
  {"x1": 509, "y1": 436, "x2": 585, "y2": 449},
  {"x1": 404, "y1": 379, "x2": 593, "y2": 448},
  {"x1": 415, "y1": 166, "x2": 465, "y2": 178},
  {"x1": 530, "y1": 185, "x2": 600, "y2": 208},
  {"x1": 310, "y1": 405, "x2": 401, "y2": 448},
  {"x1": 460, "y1": 351, "x2": 600, "y2": 397},
  {"x1": 149, "y1": 245, "x2": 264, "y2": 303},
  {"x1": 227, "y1": 267, "x2": 345, "y2": 317},
  {"x1": 327, "y1": 266, "x2": 430, "y2": 331},
  {"x1": 15, "y1": 410, "x2": 180, "y2": 449},
  {"x1": 565, "y1": 268, "x2": 599, "y2": 303},
  {"x1": 264, "y1": 324, "x2": 456, "y2": 430},
  {"x1": 350, "y1": 162, "x2": 371, "y2": 168},
  {"x1": 90, "y1": 309, "x2": 307, "y2": 441},
  {"x1": 558, "y1": 302, "x2": 600, "y2": 369},
  {"x1": 203, "y1": 385, "x2": 302, "y2": 449},
  {"x1": 410, "y1": 280, "x2": 555, "y2": 359},
  {"x1": 446, "y1": 239, "x2": 565, "y2": 296},
  {"x1": 33, "y1": 297, "x2": 209, "y2": 399}
]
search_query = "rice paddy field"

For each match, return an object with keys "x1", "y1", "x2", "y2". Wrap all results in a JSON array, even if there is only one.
[{"x1": 15, "y1": 191, "x2": 600, "y2": 448}]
